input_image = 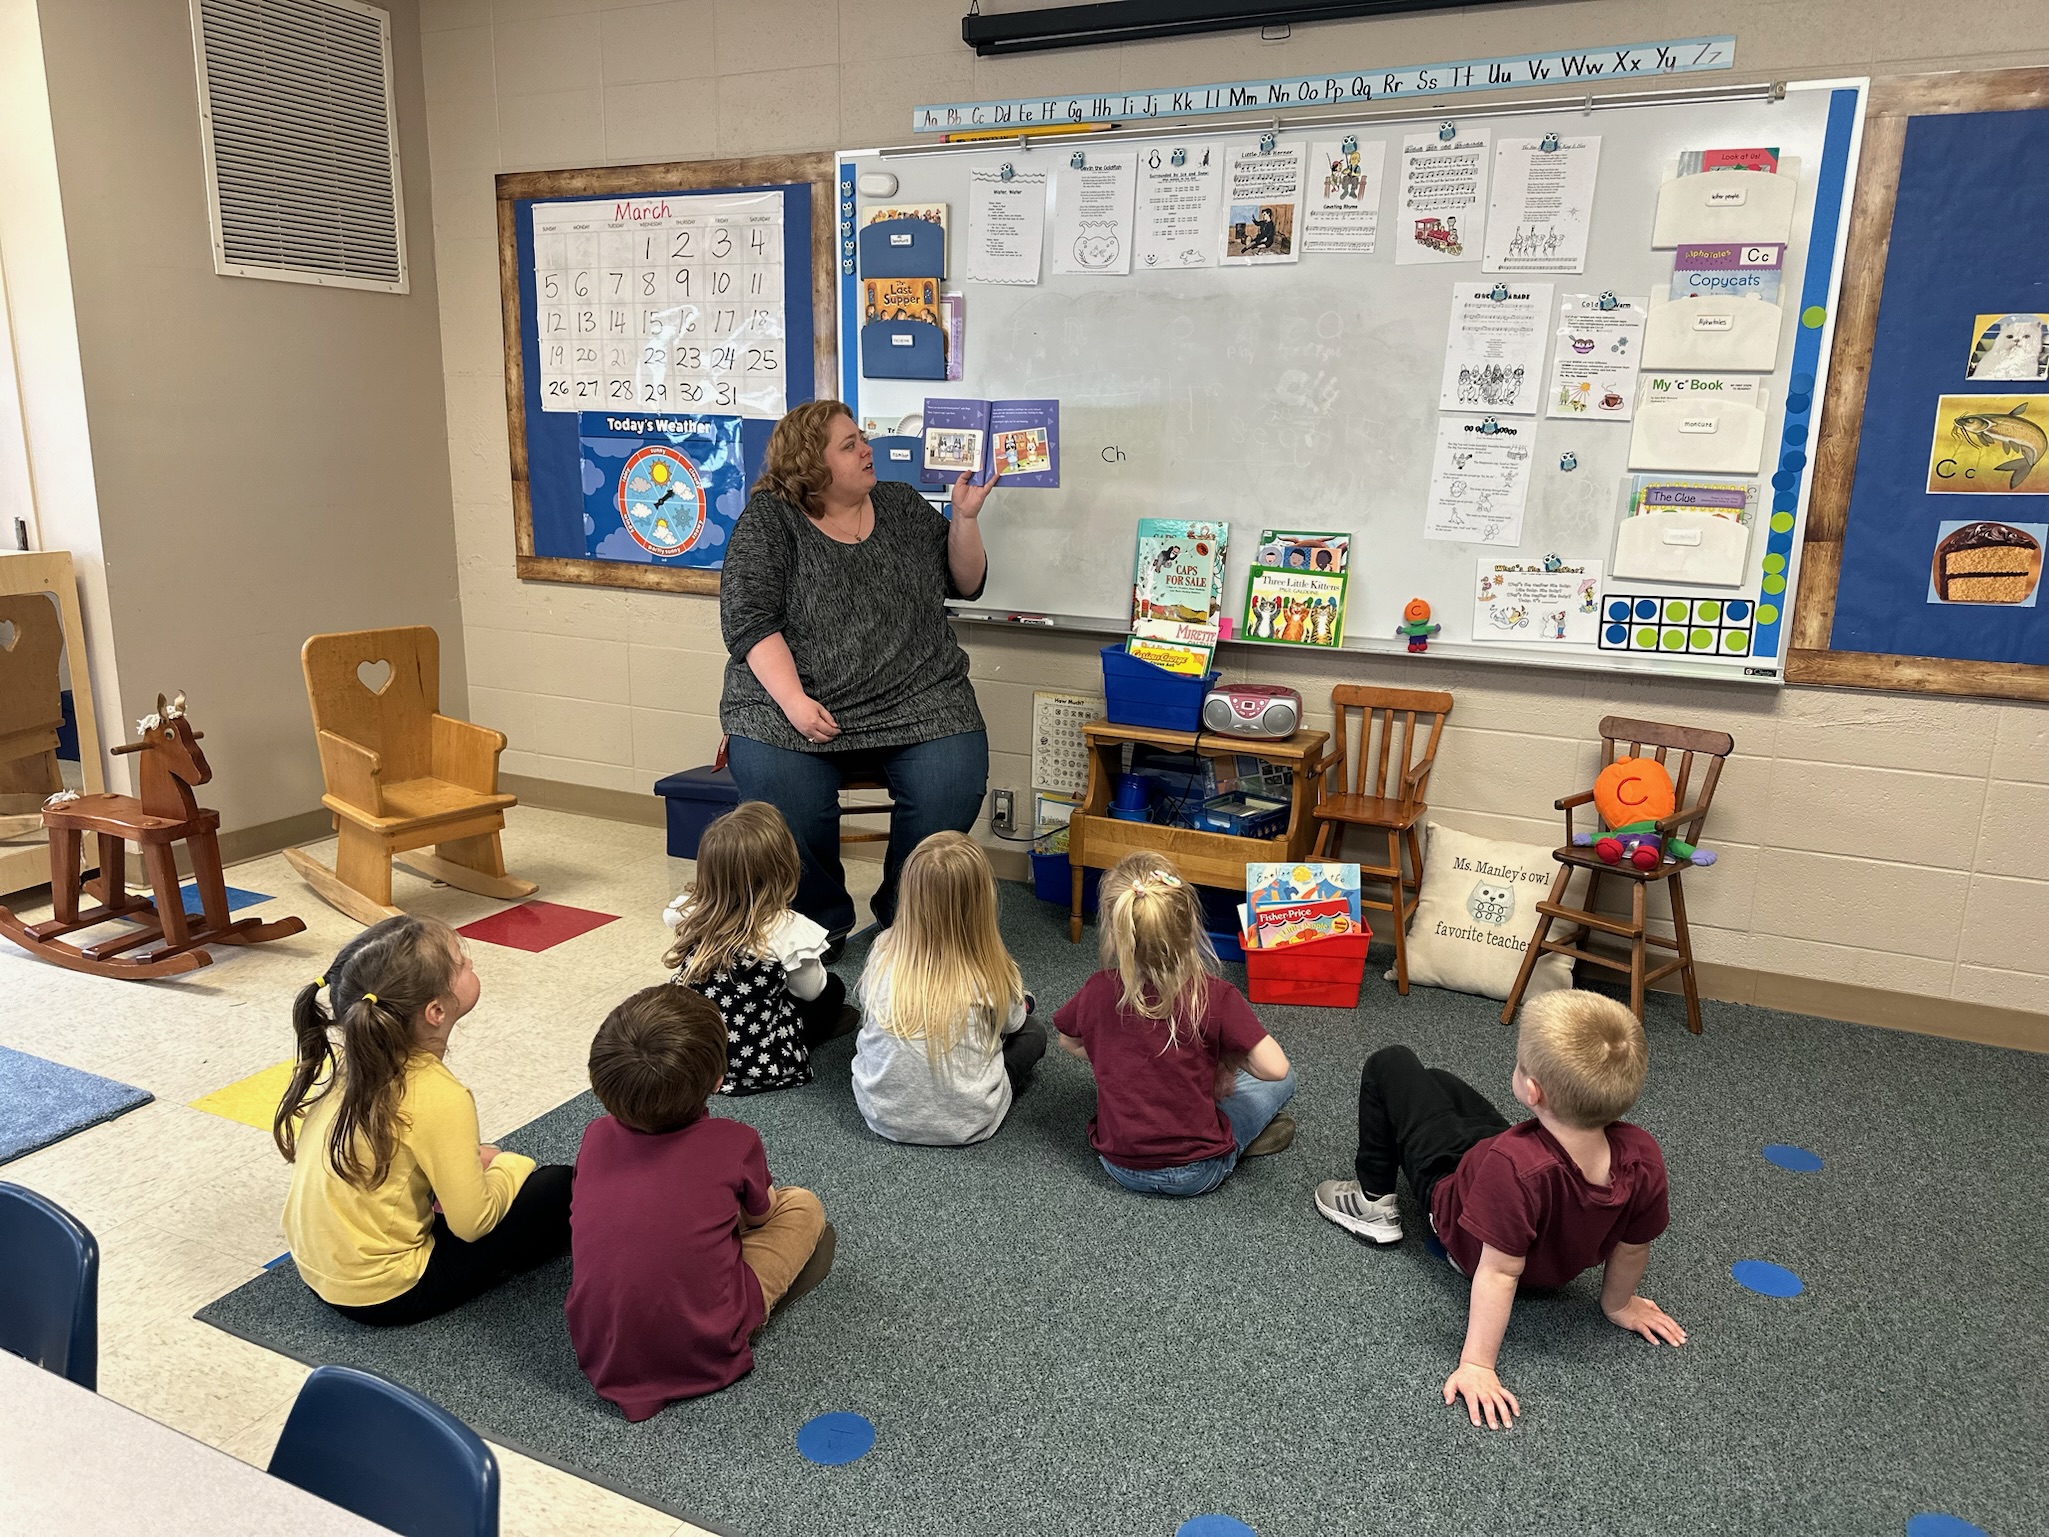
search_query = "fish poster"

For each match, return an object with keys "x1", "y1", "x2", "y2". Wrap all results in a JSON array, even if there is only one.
[
  {"x1": 577, "y1": 413, "x2": 746, "y2": 567},
  {"x1": 1050, "y1": 152, "x2": 1137, "y2": 276},
  {"x1": 1925, "y1": 395, "x2": 2049, "y2": 495},
  {"x1": 1965, "y1": 314, "x2": 2049, "y2": 381}
]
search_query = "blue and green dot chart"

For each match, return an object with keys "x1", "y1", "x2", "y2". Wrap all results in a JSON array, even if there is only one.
[{"x1": 1598, "y1": 594, "x2": 1756, "y2": 655}]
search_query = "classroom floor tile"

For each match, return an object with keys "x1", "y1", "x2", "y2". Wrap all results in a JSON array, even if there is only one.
[
  {"x1": 458, "y1": 899, "x2": 621, "y2": 954},
  {"x1": 0, "y1": 805, "x2": 881, "y2": 1537}
]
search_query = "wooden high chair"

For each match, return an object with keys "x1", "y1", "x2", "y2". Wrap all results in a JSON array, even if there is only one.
[
  {"x1": 1500, "y1": 716, "x2": 1733, "y2": 1034},
  {"x1": 1310, "y1": 684, "x2": 1454, "y2": 995},
  {"x1": 284, "y1": 627, "x2": 536, "y2": 926}
]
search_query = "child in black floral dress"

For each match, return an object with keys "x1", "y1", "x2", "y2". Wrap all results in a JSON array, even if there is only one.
[{"x1": 663, "y1": 803, "x2": 858, "y2": 1094}]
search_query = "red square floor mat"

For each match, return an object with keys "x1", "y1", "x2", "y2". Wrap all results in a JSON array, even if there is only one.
[{"x1": 457, "y1": 900, "x2": 619, "y2": 954}]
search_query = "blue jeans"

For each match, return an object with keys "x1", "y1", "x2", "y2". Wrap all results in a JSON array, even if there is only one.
[
  {"x1": 725, "y1": 730, "x2": 989, "y2": 939},
  {"x1": 1100, "y1": 1068, "x2": 1299, "y2": 1197}
]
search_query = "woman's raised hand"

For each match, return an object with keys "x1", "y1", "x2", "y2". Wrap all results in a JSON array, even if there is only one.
[
  {"x1": 785, "y1": 695, "x2": 841, "y2": 744},
  {"x1": 952, "y1": 469, "x2": 1000, "y2": 520}
]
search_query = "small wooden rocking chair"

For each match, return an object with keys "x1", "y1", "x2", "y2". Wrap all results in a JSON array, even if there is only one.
[
  {"x1": 284, "y1": 627, "x2": 536, "y2": 926},
  {"x1": 0, "y1": 694, "x2": 305, "y2": 978}
]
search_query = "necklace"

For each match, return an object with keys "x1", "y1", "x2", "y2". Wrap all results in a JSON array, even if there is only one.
[{"x1": 819, "y1": 497, "x2": 873, "y2": 545}]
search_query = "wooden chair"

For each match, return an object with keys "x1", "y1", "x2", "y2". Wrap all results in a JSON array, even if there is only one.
[
  {"x1": 712, "y1": 734, "x2": 895, "y2": 847},
  {"x1": 1500, "y1": 716, "x2": 1734, "y2": 1034},
  {"x1": 284, "y1": 627, "x2": 536, "y2": 926},
  {"x1": 0, "y1": 694, "x2": 305, "y2": 978},
  {"x1": 1310, "y1": 685, "x2": 1453, "y2": 995}
]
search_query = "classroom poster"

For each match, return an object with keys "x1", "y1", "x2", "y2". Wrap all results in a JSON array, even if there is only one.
[
  {"x1": 1423, "y1": 416, "x2": 1533, "y2": 545},
  {"x1": 1925, "y1": 396, "x2": 2049, "y2": 495},
  {"x1": 1547, "y1": 293, "x2": 1648, "y2": 419},
  {"x1": 1440, "y1": 282, "x2": 1552, "y2": 415},
  {"x1": 1050, "y1": 153, "x2": 1137, "y2": 276},
  {"x1": 577, "y1": 413, "x2": 747, "y2": 566},
  {"x1": 1483, "y1": 136, "x2": 1601, "y2": 274},
  {"x1": 1134, "y1": 143, "x2": 1221, "y2": 269},
  {"x1": 1473, "y1": 559, "x2": 1603, "y2": 643},
  {"x1": 1302, "y1": 138, "x2": 1385, "y2": 254},
  {"x1": 1965, "y1": 314, "x2": 2049, "y2": 381},
  {"x1": 1397, "y1": 129, "x2": 1488, "y2": 265},
  {"x1": 966, "y1": 167, "x2": 1046, "y2": 285},
  {"x1": 1219, "y1": 143, "x2": 1305, "y2": 265}
]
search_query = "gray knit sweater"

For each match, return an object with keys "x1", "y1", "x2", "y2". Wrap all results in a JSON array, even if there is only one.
[{"x1": 718, "y1": 481, "x2": 986, "y2": 754}]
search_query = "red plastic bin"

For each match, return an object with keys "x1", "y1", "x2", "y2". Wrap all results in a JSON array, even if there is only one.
[{"x1": 1239, "y1": 924, "x2": 1373, "y2": 1008}]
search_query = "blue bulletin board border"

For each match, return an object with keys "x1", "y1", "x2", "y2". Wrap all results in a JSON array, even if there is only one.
[{"x1": 500, "y1": 155, "x2": 835, "y2": 594}]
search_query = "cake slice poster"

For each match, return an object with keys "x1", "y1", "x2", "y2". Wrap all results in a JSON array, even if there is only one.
[
  {"x1": 1927, "y1": 520, "x2": 2045, "y2": 608},
  {"x1": 579, "y1": 414, "x2": 746, "y2": 566},
  {"x1": 1925, "y1": 395, "x2": 2048, "y2": 495}
]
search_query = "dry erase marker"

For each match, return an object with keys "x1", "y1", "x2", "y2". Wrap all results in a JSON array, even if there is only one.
[{"x1": 1008, "y1": 613, "x2": 1054, "y2": 625}]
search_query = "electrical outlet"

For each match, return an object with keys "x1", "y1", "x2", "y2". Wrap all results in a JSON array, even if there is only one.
[{"x1": 990, "y1": 788, "x2": 1015, "y2": 836}]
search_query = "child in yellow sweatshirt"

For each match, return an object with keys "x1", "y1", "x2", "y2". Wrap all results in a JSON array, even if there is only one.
[{"x1": 277, "y1": 915, "x2": 573, "y2": 1325}]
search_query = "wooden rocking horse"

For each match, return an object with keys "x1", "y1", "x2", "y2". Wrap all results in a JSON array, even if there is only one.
[{"x1": 0, "y1": 693, "x2": 305, "y2": 979}]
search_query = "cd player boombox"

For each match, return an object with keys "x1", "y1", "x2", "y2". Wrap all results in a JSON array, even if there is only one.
[{"x1": 1201, "y1": 683, "x2": 1302, "y2": 739}]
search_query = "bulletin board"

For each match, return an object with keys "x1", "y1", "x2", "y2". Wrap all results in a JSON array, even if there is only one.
[
  {"x1": 1789, "y1": 69, "x2": 2049, "y2": 701},
  {"x1": 497, "y1": 153, "x2": 835, "y2": 595},
  {"x1": 838, "y1": 77, "x2": 1868, "y2": 687}
]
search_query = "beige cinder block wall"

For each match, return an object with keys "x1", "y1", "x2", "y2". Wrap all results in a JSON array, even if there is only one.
[
  {"x1": 31, "y1": 0, "x2": 466, "y2": 834},
  {"x1": 418, "y1": 0, "x2": 2048, "y2": 1021}
]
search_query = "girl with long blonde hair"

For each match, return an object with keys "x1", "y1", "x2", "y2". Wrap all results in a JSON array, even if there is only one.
[
  {"x1": 664, "y1": 800, "x2": 857, "y2": 1094},
  {"x1": 851, "y1": 831, "x2": 1042, "y2": 1145},
  {"x1": 1052, "y1": 852, "x2": 1297, "y2": 1197},
  {"x1": 277, "y1": 915, "x2": 573, "y2": 1325}
]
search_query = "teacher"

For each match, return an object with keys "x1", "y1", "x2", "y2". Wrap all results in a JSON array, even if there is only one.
[{"x1": 719, "y1": 400, "x2": 998, "y2": 951}]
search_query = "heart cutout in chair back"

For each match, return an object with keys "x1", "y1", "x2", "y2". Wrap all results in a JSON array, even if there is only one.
[
  {"x1": 0, "y1": 618, "x2": 17, "y2": 652},
  {"x1": 356, "y1": 658, "x2": 394, "y2": 695}
]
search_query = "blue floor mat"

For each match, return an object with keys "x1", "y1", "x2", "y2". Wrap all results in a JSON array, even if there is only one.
[{"x1": 0, "y1": 1045, "x2": 154, "y2": 1164}]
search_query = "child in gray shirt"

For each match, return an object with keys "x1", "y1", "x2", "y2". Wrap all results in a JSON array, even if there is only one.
[{"x1": 851, "y1": 832, "x2": 1044, "y2": 1145}]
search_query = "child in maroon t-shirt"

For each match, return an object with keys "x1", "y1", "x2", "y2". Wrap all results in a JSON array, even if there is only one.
[
  {"x1": 566, "y1": 985, "x2": 835, "y2": 1422},
  {"x1": 1054, "y1": 853, "x2": 1296, "y2": 1197},
  {"x1": 1314, "y1": 991, "x2": 1685, "y2": 1429}
]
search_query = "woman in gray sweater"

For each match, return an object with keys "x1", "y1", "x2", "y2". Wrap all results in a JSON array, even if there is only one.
[{"x1": 719, "y1": 400, "x2": 998, "y2": 947}]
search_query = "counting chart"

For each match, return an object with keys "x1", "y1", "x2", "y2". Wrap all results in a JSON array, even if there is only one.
[{"x1": 531, "y1": 190, "x2": 787, "y2": 418}]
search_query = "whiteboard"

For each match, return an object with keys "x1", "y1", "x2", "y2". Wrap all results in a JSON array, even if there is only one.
[{"x1": 837, "y1": 79, "x2": 1867, "y2": 685}]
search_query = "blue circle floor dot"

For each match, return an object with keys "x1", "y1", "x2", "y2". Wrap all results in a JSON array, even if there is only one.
[
  {"x1": 1763, "y1": 1143, "x2": 1824, "y2": 1172},
  {"x1": 1732, "y1": 1260, "x2": 1805, "y2": 1297},
  {"x1": 1906, "y1": 1516, "x2": 1988, "y2": 1537},
  {"x1": 1179, "y1": 1518, "x2": 1258, "y2": 1537},
  {"x1": 797, "y1": 1412, "x2": 876, "y2": 1465}
]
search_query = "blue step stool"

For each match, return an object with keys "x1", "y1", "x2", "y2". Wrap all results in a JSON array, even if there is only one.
[{"x1": 654, "y1": 765, "x2": 740, "y2": 859}]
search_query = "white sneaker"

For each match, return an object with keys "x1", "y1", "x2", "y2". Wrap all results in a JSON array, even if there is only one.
[{"x1": 1315, "y1": 1179, "x2": 1404, "y2": 1245}]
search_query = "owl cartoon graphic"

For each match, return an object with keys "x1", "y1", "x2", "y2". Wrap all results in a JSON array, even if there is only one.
[{"x1": 1466, "y1": 880, "x2": 1515, "y2": 926}]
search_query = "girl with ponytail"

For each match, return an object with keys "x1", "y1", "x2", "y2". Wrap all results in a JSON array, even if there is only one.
[
  {"x1": 276, "y1": 915, "x2": 573, "y2": 1325},
  {"x1": 1052, "y1": 852, "x2": 1298, "y2": 1197}
]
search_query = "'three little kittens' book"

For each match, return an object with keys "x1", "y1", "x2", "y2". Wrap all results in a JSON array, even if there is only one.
[
  {"x1": 1243, "y1": 530, "x2": 1349, "y2": 648},
  {"x1": 921, "y1": 398, "x2": 1061, "y2": 488}
]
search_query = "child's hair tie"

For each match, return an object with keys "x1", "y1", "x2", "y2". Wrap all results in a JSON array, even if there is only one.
[
  {"x1": 1135, "y1": 871, "x2": 1183, "y2": 892},
  {"x1": 313, "y1": 975, "x2": 327, "y2": 990},
  {"x1": 362, "y1": 991, "x2": 380, "y2": 1005}
]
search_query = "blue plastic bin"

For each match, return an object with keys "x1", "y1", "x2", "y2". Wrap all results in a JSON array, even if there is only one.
[
  {"x1": 1100, "y1": 645, "x2": 1220, "y2": 733},
  {"x1": 653, "y1": 765, "x2": 740, "y2": 859},
  {"x1": 1030, "y1": 849, "x2": 1101, "y2": 912}
]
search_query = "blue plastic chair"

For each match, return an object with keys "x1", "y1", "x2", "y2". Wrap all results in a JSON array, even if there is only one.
[
  {"x1": 268, "y1": 1365, "x2": 499, "y2": 1537},
  {"x1": 0, "y1": 1181, "x2": 99, "y2": 1389}
]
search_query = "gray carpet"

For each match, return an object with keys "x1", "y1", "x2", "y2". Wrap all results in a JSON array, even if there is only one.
[
  {"x1": 0, "y1": 1044, "x2": 153, "y2": 1165},
  {"x1": 197, "y1": 883, "x2": 2047, "y2": 1537}
]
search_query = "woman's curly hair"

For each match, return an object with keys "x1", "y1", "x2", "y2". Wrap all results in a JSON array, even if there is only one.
[{"x1": 754, "y1": 399, "x2": 855, "y2": 518}]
